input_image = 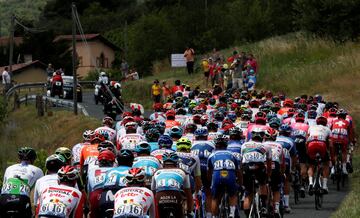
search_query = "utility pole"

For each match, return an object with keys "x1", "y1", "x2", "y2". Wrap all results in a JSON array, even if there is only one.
[
  {"x1": 9, "y1": 14, "x2": 15, "y2": 79},
  {"x1": 72, "y1": 3, "x2": 78, "y2": 115},
  {"x1": 124, "y1": 20, "x2": 128, "y2": 60}
]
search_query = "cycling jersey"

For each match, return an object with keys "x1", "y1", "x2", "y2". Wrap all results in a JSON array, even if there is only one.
[
  {"x1": 79, "y1": 144, "x2": 99, "y2": 170},
  {"x1": 132, "y1": 156, "x2": 162, "y2": 178},
  {"x1": 276, "y1": 136, "x2": 297, "y2": 159},
  {"x1": 34, "y1": 174, "x2": 58, "y2": 204},
  {"x1": 150, "y1": 112, "x2": 166, "y2": 122},
  {"x1": 241, "y1": 141, "x2": 270, "y2": 164},
  {"x1": 208, "y1": 132, "x2": 218, "y2": 141},
  {"x1": 150, "y1": 148, "x2": 175, "y2": 161},
  {"x1": 227, "y1": 140, "x2": 244, "y2": 164},
  {"x1": 1, "y1": 162, "x2": 43, "y2": 197},
  {"x1": 72, "y1": 142, "x2": 88, "y2": 167},
  {"x1": 94, "y1": 126, "x2": 116, "y2": 142},
  {"x1": 148, "y1": 142, "x2": 159, "y2": 152},
  {"x1": 191, "y1": 140, "x2": 215, "y2": 171},
  {"x1": 307, "y1": 125, "x2": 331, "y2": 142},
  {"x1": 87, "y1": 166, "x2": 114, "y2": 193},
  {"x1": 102, "y1": 166, "x2": 131, "y2": 190},
  {"x1": 263, "y1": 141, "x2": 284, "y2": 164},
  {"x1": 117, "y1": 133, "x2": 145, "y2": 151},
  {"x1": 113, "y1": 187, "x2": 155, "y2": 218},
  {"x1": 151, "y1": 168, "x2": 191, "y2": 192},
  {"x1": 37, "y1": 184, "x2": 83, "y2": 218},
  {"x1": 176, "y1": 152, "x2": 201, "y2": 187},
  {"x1": 331, "y1": 118, "x2": 350, "y2": 141}
]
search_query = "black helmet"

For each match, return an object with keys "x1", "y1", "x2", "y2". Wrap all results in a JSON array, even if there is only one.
[
  {"x1": 117, "y1": 149, "x2": 134, "y2": 166},
  {"x1": 45, "y1": 154, "x2": 66, "y2": 172},
  {"x1": 18, "y1": 147, "x2": 37, "y2": 162}
]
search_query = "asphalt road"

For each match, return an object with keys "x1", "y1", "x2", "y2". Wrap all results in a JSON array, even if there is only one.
[{"x1": 79, "y1": 91, "x2": 348, "y2": 218}]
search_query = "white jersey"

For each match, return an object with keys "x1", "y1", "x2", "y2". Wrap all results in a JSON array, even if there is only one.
[
  {"x1": 132, "y1": 156, "x2": 162, "y2": 177},
  {"x1": 113, "y1": 187, "x2": 155, "y2": 218},
  {"x1": 263, "y1": 141, "x2": 284, "y2": 164},
  {"x1": 38, "y1": 184, "x2": 82, "y2": 218},
  {"x1": 94, "y1": 126, "x2": 117, "y2": 142},
  {"x1": 150, "y1": 112, "x2": 166, "y2": 122},
  {"x1": 116, "y1": 133, "x2": 145, "y2": 151},
  {"x1": 2, "y1": 162, "x2": 43, "y2": 197},
  {"x1": 98, "y1": 76, "x2": 109, "y2": 85},
  {"x1": 72, "y1": 142, "x2": 88, "y2": 165},
  {"x1": 116, "y1": 127, "x2": 143, "y2": 138},
  {"x1": 87, "y1": 166, "x2": 113, "y2": 193},
  {"x1": 34, "y1": 174, "x2": 58, "y2": 204},
  {"x1": 176, "y1": 152, "x2": 201, "y2": 177},
  {"x1": 308, "y1": 125, "x2": 331, "y2": 142},
  {"x1": 241, "y1": 141, "x2": 270, "y2": 164}
]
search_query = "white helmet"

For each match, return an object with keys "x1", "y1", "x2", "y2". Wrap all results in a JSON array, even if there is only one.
[
  {"x1": 100, "y1": 72, "x2": 106, "y2": 77},
  {"x1": 114, "y1": 83, "x2": 121, "y2": 89}
]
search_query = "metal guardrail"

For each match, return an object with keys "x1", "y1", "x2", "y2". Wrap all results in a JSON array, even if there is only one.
[{"x1": 19, "y1": 95, "x2": 89, "y2": 116}]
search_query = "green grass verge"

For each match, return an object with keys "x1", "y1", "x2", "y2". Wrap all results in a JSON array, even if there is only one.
[{"x1": 0, "y1": 105, "x2": 100, "y2": 184}]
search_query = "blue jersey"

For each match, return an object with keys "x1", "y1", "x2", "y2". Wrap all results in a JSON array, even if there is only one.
[
  {"x1": 132, "y1": 156, "x2": 162, "y2": 177},
  {"x1": 102, "y1": 166, "x2": 131, "y2": 190},
  {"x1": 149, "y1": 142, "x2": 159, "y2": 152},
  {"x1": 208, "y1": 150, "x2": 239, "y2": 172},
  {"x1": 276, "y1": 135, "x2": 297, "y2": 159},
  {"x1": 151, "y1": 168, "x2": 190, "y2": 192},
  {"x1": 191, "y1": 140, "x2": 215, "y2": 171},
  {"x1": 227, "y1": 140, "x2": 244, "y2": 153}
]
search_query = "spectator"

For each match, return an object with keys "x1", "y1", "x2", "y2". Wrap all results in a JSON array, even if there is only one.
[
  {"x1": 46, "y1": 64, "x2": 54, "y2": 80},
  {"x1": 172, "y1": 80, "x2": 184, "y2": 94},
  {"x1": 162, "y1": 81, "x2": 171, "y2": 100},
  {"x1": 126, "y1": 68, "x2": 139, "y2": 81},
  {"x1": 184, "y1": 46, "x2": 195, "y2": 75},
  {"x1": 151, "y1": 79, "x2": 161, "y2": 103},
  {"x1": 231, "y1": 59, "x2": 243, "y2": 89},
  {"x1": 211, "y1": 48, "x2": 220, "y2": 61},
  {"x1": 2, "y1": 67, "x2": 11, "y2": 92},
  {"x1": 201, "y1": 57, "x2": 210, "y2": 87},
  {"x1": 246, "y1": 53, "x2": 258, "y2": 73},
  {"x1": 121, "y1": 59, "x2": 129, "y2": 77}
]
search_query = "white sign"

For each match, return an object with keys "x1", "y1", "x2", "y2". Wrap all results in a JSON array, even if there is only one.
[{"x1": 171, "y1": 54, "x2": 187, "y2": 67}]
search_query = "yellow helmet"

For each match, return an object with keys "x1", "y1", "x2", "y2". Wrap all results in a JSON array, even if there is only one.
[{"x1": 176, "y1": 137, "x2": 192, "y2": 152}]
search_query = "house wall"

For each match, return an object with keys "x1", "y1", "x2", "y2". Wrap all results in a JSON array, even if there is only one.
[
  {"x1": 76, "y1": 40, "x2": 115, "y2": 78},
  {"x1": 13, "y1": 67, "x2": 47, "y2": 83}
]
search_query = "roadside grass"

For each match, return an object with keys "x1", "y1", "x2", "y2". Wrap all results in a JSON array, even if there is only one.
[
  {"x1": 122, "y1": 31, "x2": 360, "y2": 216},
  {"x1": 0, "y1": 105, "x2": 100, "y2": 184}
]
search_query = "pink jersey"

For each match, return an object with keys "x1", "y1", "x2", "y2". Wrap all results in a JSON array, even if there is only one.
[{"x1": 291, "y1": 122, "x2": 309, "y2": 134}]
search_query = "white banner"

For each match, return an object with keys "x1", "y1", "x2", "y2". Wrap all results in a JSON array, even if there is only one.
[{"x1": 171, "y1": 54, "x2": 187, "y2": 67}]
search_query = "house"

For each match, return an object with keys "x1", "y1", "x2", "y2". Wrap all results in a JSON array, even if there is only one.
[
  {"x1": 0, "y1": 60, "x2": 47, "y2": 83},
  {"x1": 0, "y1": 36, "x2": 23, "y2": 47},
  {"x1": 53, "y1": 34, "x2": 120, "y2": 78}
]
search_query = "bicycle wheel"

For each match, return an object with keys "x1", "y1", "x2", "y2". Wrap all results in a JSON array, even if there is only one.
[
  {"x1": 336, "y1": 164, "x2": 341, "y2": 191},
  {"x1": 294, "y1": 185, "x2": 299, "y2": 204}
]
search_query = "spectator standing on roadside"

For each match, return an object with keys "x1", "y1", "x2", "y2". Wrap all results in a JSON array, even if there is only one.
[
  {"x1": 46, "y1": 63, "x2": 54, "y2": 80},
  {"x1": 201, "y1": 57, "x2": 210, "y2": 87},
  {"x1": 121, "y1": 59, "x2": 129, "y2": 77},
  {"x1": 184, "y1": 46, "x2": 195, "y2": 75},
  {"x1": 151, "y1": 79, "x2": 161, "y2": 103},
  {"x1": 162, "y1": 81, "x2": 172, "y2": 100},
  {"x1": 2, "y1": 67, "x2": 11, "y2": 92},
  {"x1": 246, "y1": 53, "x2": 258, "y2": 73},
  {"x1": 212, "y1": 48, "x2": 220, "y2": 61},
  {"x1": 172, "y1": 80, "x2": 184, "y2": 94}
]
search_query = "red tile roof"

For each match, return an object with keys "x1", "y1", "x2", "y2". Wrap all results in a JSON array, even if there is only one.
[{"x1": 0, "y1": 60, "x2": 46, "y2": 74}]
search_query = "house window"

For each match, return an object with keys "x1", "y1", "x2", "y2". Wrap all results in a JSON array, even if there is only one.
[{"x1": 96, "y1": 52, "x2": 105, "y2": 68}]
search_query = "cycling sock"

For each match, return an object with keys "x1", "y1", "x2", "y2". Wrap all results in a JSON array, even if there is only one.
[
  {"x1": 230, "y1": 206, "x2": 236, "y2": 216},
  {"x1": 244, "y1": 209, "x2": 250, "y2": 217},
  {"x1": 309, "y1": 176, "x2": 313, "y2": 185},
  {"x1": 274, "y1": 202, "x2": 280, "y2": 212},
  {"x1": 206, "y1": 212, "x2": 212, "y2": 218},
  {"x1": 323, "y1": 178, "x2": 328, "y2": 189},
  {"x1": 284, "y1": 195, "x2": 289, "y2": 207}
]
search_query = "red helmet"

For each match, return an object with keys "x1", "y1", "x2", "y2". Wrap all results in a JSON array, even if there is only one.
[
  {"x1": 153, "y1": 103, "x2": 163, "y2": 111},
  {"x1": 125, "y1": 168, "x2": 146, "y2": 185},
  {"x1": 122, "y1": 112, "x2": 133, "y2": 118},
  {"x1": 98, "y1": 150, "x2": 116, "y2": 163},
  {"x1": 295, "y1": 113, "x2": 305, "y2": 123},
  {"x1": 193, "y1": 114, "x2": 201, "y2": 124},
  {"x1": 328, "y1": 108, "x2": 337, "y2": 117},
  {"x1": 265, "y1": 128, "x2": 277, "y2": 140},
  {"x1": 287, "y1": 108, "x2": 296, "y2": 117},
  {"x1": 91, "y1": 132, "x2": 105, "y2": 143},
  {"x1": 200, "y1": 115, "x2": 209, "y2": 125},
  {"x1": 283, "y1": 99, "x2": 294, "y2": 107},
  {"x1": 165, "y1": 110, "x2": 176, "y2": 118},
  {"x1": 255, "y1": 111, "x2": 267, "y2": 124},
  {"x1": 125, "y1": 122, "x2": 138, "y2": 131},
  {"x1": 122, "y1": 116, "x2": 134, "y2": 126},
  {"x1": 316, "y1": 116, "x2": 328, "y2": 126},
  {"x1": 102, "y1": 116, "x2": 114, "y2": 127},
  {"x1": 230, "y1": 102, "x2": 239, "y2": 111},
  {"x1": 58, "y1": 165, "x2": 79, "y2": 183},
  {"x1": 249, "y1": 99, "x2": 260, "y2": 108}
]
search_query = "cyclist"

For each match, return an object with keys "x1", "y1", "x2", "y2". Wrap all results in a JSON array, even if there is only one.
[
  {"x1": 191, "y1": 127, "x2": 215, "y2": 217},
  {"x1": 0, "y1": 147, "x2": 43, "y2": 218},
  {"x1": 227, "y1": 127, "x2": 245, "y2": 156},
  {"x1": 207, "y1": 120, "x2": 219, "y2": 140},
  {"x1": 116, "y1": 121, "x2": 145, "y2": 151},
  {"x1": 247, "y1": 111, "x2": 272, "y2": 140},
  {"x1": 169, "y1": 126, "x2": 184, "y2": 149},
  {"x1": 208, "y1": 134, "x2": 241, "y2": 218},
  {"x1": 88, "y1": 150, "x2": 116, "y2": 218},
  {"x1": 176, "y1": 137, "x2": 202, "y2": 193},
  {"x1": 241, "y1": 128, "x2": 272, "y2": 217},
  {"x1": 55, "y1": 146, "x2": 73, "y2": 165},
  {"x1": 263, "y1": 128, "x2": 285, "y2": 217},
  {"x1": 36, "y1": 166, "x2": 84, "y2": 218},
  {"x1": 72, "y1": 130, "x2": 93, "y2": 170},
  {"x1": 276, "y1": 124, "x2": 297, "y2": 213},
  {"x1": 151, "y1": 152, "x2": 193, "y2": 218},
  {"x1": 165, "y1": 110, "x2": 181, "y2": 130},
  {"x1": 100, "y1": 149, "x2": 134, "y2": 216},
  {"x1": 150, "y1": 135, "x2": 175, "y2": 160},
  {"x1": 34, "y1": 154, "x2": 66, "y2": 207},
  {"x1": 184, "y1": 123, "x2": 198, "y2": 142},
  {"x1": 94, "y1": 116, "x2": 117, "y2": 142},
  {"x1": 150, "y1": 102, "x2": 166, "y2": 121},
  {"x1": 307, "y1": 116, "x2": 332, "y2": 195},
  {"x1": 145, "y1": 128, "x2": 161, "y2": 151},
  {"x1": 113, "y1": 168, "x2": 156, "y2": 217},
  {"x1": 133, "y1": 141, "x2": 162, "y2": 187}
]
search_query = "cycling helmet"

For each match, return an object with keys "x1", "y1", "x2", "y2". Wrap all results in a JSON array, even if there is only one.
[
  {"x1": 102, "y1": 116, "x2": 114, "y2": 127},
  {"x1": 91, "y1": 132, "x2": 106, "y2": 143},
  {"x1": 194, "y1": 127, "x2": 209, "y2": 137},
  {"x1": 117, "y1": 149, "x2": 135, "y2": 166},
  {"x1": 55, "y1": 147, "x2": 72, "y2": 162},
  {"x1": 337, "y1": 109, "x2": 347, "y2": 119},
  {"x1": 264, "y1": 128, "x2": 277, "y2": 141},
  {"x1": 200, "y1": 115, "x2": 209, "y2": 126},
  {"x1": 58, "y1": 165, "x2": 79, "y2": 184},
  {"x1": 251, "y1": 128, "x2": 265, "y2": 141},
  {"x1": 229, "y1": 127, "x2": 243, "y2": 139},
  {"x1": 45, "y1": 154, "x2": 66, "y2": 172},
  {"x1": 206, "y1": 121, "x2": 218, "y2": 132},
  {"x1": 227, "y1": 112, "x2": 237, "y2": 122},
  {"x1": 162, "y1": 152, "x2": 179, "y2": 164},
  {"x1": 169, "y1": 126, "x2": 183, "y2": 139},
  {"x1": 145, "y1": 128, "x2": 161, "y2": 142},
  {"x1": 155, "y1": 121, "x2": 166, "y2": 134},
  {"x1": 166, "y1": 110, "x2": 176, "y2": 119},
  {"x1": 185, "y1": 123, "x2": 197, "y2": 134},
  {"x1": 214, "y1": 134, "x2": 229, "y2": 147},
  {"x1": 279, "y1": 124, "x2": 292, "y2": 135},
  {"x1": 283, "y1": 99, "x2": 294, "y2": 107},
  {"x1": 98, "y1": 140, "x2": 116, "y2": 153},
  {"x1": 214, "y1": 112, "x2": 225, "y2": 122},
  {"x1": 266, "y1": 111, "x2": 277, "y2": 121},
  {"x1": 307, "y1": 110, "x2": 317, "y2": 119},
  {"x1": 132, "y1": 108, "x2": 142, "y2": 117},
  {"x1": 135, "y1": 141, "x2": 151, "y2": 155},
  {"x1": 295, "y1": 112, "x2": 305, "y2": 123},
  {"x1": 176, "y1": 137, "x2": 192, "y2": 152},
  {"x1": 314, "y1": 94, "x2": 323, "y2": 103},
  {"x1": 153, "y1": 103, "x2": 163, "y2": 112},
  {"x1": 328, "y1": 108, "x2": 337, "y2": 117},
  {"x1": 18, "y1": 147, "x2": 37, "y2": 162},
  {"x1": 98, "y1": 150, "x2": 116, "y2": 165},
  {"x1": 83, "y1": 130, "x2": 94, "y2": 141},
  {"x1": 316, "y1": 116, "x2": 327, "y2": 126},
  {"x1": 158, "y1": 135, "x2": 173, "y2": 149},
  {"x1": 209, "y1": 98, "x2": 216, "y2": 106},
  {"x1": 255, "y1": 111, "x2": 267, "y2": 125},
  {"x1": 125, "y1": 122, "x2": 138, "y2": 132},
  {"x1": 269, "y1": 117, "x2": 281, "y2": 129},
  {"x1": 125, "y1": 168, "x2": 146, "y2": 185},
  {"x1": 193, "y1": 114, "x2": 201, "y2": 124},
  {"x1": 176, "y1": 108, "x2": 187, "y2": 115},
  {"x1": 249, "y1": 99, "x2": 260, "y2": 108}
]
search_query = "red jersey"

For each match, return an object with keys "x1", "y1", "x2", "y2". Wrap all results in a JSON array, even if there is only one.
[
  {"x1": 171, "y1": 85, "x2": 184, "y2": 94},
  {"x1": 330, "y1": 118, "x2": 351, "y2": 143}
]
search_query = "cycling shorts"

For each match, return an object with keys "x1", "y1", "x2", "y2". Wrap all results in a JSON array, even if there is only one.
[
  {"x1": 210, "y1": 170, "x2": 238, "y2": 198},
  {"x1": 243, "y1": 163, "x2": 267, "y2": 195},
  {"x1": 200, "y1": 169, "x2": 211, "y2": 189},
  {"x1": 270, "y1": 162, "x2": 281, "y2": 192},
  {"x1": 89, "y1": 189, "x2": 103, "y2": 218},
  {"x1": 0, "y1": 194, "x2": 32, "y2": 218},
  {"x1": 295, "y1": 141, "x2": 308, "y2": 164},
  {"x1": 307, "y1": 141, "x2": 329, "y2": 164},
  {"x1": 155, "y1": 190, "x2": 184, "y2": 218},
  {"x1": 331, "y1": 139, "x2": 348, "y2": 155}
]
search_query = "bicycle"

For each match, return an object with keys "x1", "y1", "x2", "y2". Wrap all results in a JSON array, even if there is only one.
[
  {"x1": 333, "y1": 142, "x2": 346, "y2": 191},
  {"x1": 313, "y1": 153, "x2": 324, "y2": 210},
  {"x1": 291, "y1": 168, "x2": 301, "y2": 204},
  {"x1": 219, "y1": 191, "x2": 230, "y2": 218},
  {"x1": 248, "y1": 174, "x2": 261, "y2": 218}
]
